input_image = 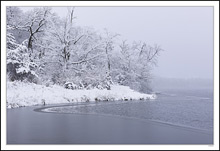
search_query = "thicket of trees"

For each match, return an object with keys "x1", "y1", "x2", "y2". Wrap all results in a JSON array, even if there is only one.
[{"x1": 6, "y1": 7, "x2": 163, "y2": 93}]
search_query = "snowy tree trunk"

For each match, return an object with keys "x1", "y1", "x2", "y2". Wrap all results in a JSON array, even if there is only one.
[
  {"x1": 105, "y1": 46, "x2": 113, "y2": 90},
  {"x1": 106, "y1": 47, "x2": 111, "y2": 75},
  {"x1": 62, "y1": 48, "x2": 68, "y2": 77},
  {"x1": 28, "y1": 35, "x2": 33, "y2": 53},
  {"x1": 63, "y1": 61, "x2": 67, "y2": 73}
]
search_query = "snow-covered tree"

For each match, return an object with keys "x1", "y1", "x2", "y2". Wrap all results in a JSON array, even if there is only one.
[
  {"x1": 7, "y1": 32, "x2": 19, "y2": 50},
  {"x1": 6, "y1": 7, "x2": 23, "y2": 27},
  {"x1": 40, "y1": 8, "x2": 105, "y2": 85},
  {"x1": 99, "y1": 30, "x2": 119, "y2": 89},
  {"x1": 7, "y1": 39, "x2": 38, "y2": 82},
  {"x1": 117, "y1": 41, "x2": 163, "y2": 92},
  {"x1": 6, "y1": 6, "x2": 164, "y2": 92}
]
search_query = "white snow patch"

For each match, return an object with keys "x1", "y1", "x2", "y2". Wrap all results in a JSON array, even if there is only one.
[
  {"x1": 7, "y1": 81, "x2": 156, "y2": 108},
  {"x1": 16, "y1": 66, "x2": 30, "y2": 74}
]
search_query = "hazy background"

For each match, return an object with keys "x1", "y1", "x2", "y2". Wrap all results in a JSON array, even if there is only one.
[{"x1": 20, "y1": 7, "x2": 214, "y2": 82}]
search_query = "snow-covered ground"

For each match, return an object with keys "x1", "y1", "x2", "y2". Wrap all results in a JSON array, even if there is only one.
[{"x1": 7, "y1": 82, "x2": 156, "y2": 108}]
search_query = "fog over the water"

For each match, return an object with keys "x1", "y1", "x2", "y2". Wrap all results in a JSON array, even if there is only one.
[{"x1": 20, "y1": 7, "x2": 213, "y2": 80}]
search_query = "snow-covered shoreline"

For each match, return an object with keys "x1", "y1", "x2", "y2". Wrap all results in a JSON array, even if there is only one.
[{"x1": 7, "y1": 82, "x2": 156, "y2": 109}]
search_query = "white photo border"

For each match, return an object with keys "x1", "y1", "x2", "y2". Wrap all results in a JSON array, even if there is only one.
[{"x1": 1, "y1": 1, "x2": 219, "y2": 150}]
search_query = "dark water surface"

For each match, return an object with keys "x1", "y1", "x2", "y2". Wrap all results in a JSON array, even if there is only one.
[
  {"x1": 44, "y1": 88, "x2": 213, "y2": 131},
  {"x1": 7, "y1": 88, "x2": 213, "y2": 144}
]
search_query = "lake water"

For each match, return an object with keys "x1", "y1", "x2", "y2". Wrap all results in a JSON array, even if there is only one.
[
  {"x1": 44, "y1": 88, "x2": 213, "y2": 131},
  {"x1": 7, "y1": 87, "x2": 213, "y2": 144}
]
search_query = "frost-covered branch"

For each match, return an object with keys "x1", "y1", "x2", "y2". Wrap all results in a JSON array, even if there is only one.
[
  {"x1": 70, "y1": 54, "x2": 103, "y2": 65},
  {"x1": 6, "y1": 7, "x2": 163, "y2": 92}
]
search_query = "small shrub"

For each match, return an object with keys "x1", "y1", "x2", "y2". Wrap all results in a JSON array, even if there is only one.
[{"x1": 64, "y1": 82, "x2": 77, "y2": 90}]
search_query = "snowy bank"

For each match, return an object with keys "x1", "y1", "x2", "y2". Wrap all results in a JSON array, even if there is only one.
[{"x1": 7, "y1": 82, "x2": 156, "y2": 108}]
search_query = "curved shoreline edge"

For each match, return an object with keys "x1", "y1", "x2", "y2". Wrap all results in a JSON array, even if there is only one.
[
  {"x1": 34, "y1": 103, "x2": 213, "y2": 135},
  {"x1": 7, "y1": 82, "x2": 156, "y2": 109}
]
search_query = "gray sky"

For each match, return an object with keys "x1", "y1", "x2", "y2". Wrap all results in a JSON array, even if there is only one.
[{"x1": 21, "y1": 7, "x2": 214, "y2": 79}]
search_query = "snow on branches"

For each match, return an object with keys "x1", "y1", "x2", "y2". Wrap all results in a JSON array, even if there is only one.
[
  {"x1": 7, "y1": 38, "x2": 38, "y2": 83},
  {"x1": 6, "y1": 7, "x2": 164, "y2": 92}
]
